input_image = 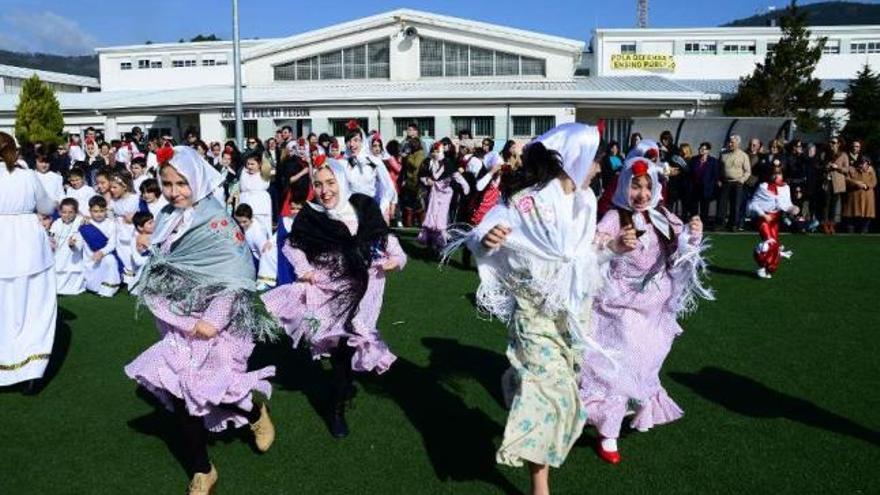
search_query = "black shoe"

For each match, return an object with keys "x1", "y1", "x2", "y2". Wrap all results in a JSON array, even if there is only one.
[
  {"x1": 22, "y1": 379, "x2": 40, "y2": 396},
  {"x1": 329, "y1": 406, "x2": 349, "y2": 439}
]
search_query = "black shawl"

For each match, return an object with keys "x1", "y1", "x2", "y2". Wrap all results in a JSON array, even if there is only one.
[{"x1": 288, "y1": 193, "x2": 390, "y2": 329}]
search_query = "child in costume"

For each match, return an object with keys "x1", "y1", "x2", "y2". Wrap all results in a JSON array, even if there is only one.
[
  {"x1": 449, "y1": 123, "x2": 632, "y2": 495},
  {"x1": 579, "y1": 157, "x2": 713, "y2": 465},
  {"x1": 109, "y1": 172, "x2": 141, "y2": 286},
  {"x1": 35, "y1": 152, "x2": 64, "y2": 208},
  {"x1": 238, "y1": 154, "x2": 273, "y2": 229},
  {"x1": 80, "y1": 196, "x2": 122, "y2": 297},
  {"x1": 131, "y1": 156, "x2": 150, "y2": 194},
  {"x1": 262, "y1": 162, "x2": 406, "y2": 438},
  {"x1": 50, "y1": 198, "x2": 85, "y2": 295},
  {"x1": 418, "y1": 142, "x2": 470, "y2": 251},
  {"x1": 139, "y1": 178, "x2": 168, "y2": 218},
  {"x1": 340, "y1": 123, "x2": 398, "y2": 223},
  {"x1": 233, "y1": 203, "x2": 276, "y2": 289},
  {"x1": 124, "y1": 146, "x2": 279, "y2": 495},
  {"x1": 129, "y1": 211, "x2": 154, "y2": 286},
  {"x1": 64, "y1": 167, "x2": 96, "y2": 219},
  {"x1": 748, "y1": 162, "x2": 799, "y2": 279}
]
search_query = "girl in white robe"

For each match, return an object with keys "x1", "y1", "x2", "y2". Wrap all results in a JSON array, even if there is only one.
[
  {"x1": 35, "y1": 154, "x2": 64, "y2": 208},
  {"x1": 50, "y1": 198, "x2": 86, "y2": 295},
  {"x1": 238, "y1": 154, "x2": 273, "y2": 229},
  {"x1": 0, "y1": 133, "x2": 57, "y2": 389},
  {"x1": 109, "y1": 173, "x2": 141, "y2": 287}
]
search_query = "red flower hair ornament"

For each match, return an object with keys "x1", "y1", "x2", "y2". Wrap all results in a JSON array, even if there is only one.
[
  {"x1": 346, "y1": 119, "x2": 360, "y2": 131},
  {"x1": 631, "y1": 160, "x2": 650, "y2": 177},
  {"x1": 156, "y1": 145, "x2": 174, "y2": 166}
]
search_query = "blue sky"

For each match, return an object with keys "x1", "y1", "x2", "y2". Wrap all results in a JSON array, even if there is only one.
[{"x1": 0, "y1": 0, "x2": 876, "y2": 55}]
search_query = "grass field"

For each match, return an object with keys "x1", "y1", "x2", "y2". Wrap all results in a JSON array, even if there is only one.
[{"x1": 1, "y1": 234, "x2": 878, "y2": 494}]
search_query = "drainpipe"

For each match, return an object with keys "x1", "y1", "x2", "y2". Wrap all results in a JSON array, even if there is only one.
[{"x1": 505, "y1": 104, "x2": 511, "y2": 141}]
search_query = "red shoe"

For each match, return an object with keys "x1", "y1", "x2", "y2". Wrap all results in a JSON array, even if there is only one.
[{"x1": 596, "y1": 444, "x2": 622, "y2": 464}]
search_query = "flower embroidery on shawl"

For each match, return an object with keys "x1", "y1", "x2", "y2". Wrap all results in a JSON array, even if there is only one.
[
  {"x1": 209, "y1": 215, "x2": 245, "y2": 246},
  {"x1": 516, "y1": 195, "x2": 535, "y2": 214}
]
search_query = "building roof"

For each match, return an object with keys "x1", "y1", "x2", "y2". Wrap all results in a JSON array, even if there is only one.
[
  {"x1": 0, "y1": 76, "x2": 713, "y2": 114},
  {"x1": 675, "y1": 78, "x2": 850, "y2": 99},
  {"x1": 95, "y1": 39, "x2": 273, "y2": 55},
  {"x1": 243, "y1": 9, "x2": 585, "y2": 62},
  {"x1": 0, "y1": 64, "x2": 99, "y2": 88},
  {"x1": 593, "y1": 24, "x2": 880, "y2": 37}
]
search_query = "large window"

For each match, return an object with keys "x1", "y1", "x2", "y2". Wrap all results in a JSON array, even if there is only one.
[
  {"x1": 684, "y1": 41, "x2": 717, "y2": 54},
  {"x1": 223, "y1": 120, "x2": 258, "y2": 140},
  {"x1": 274, "y1": 39, "x2": 390, "y2": 81},
  {"x1": 420, "y1": 37, "x2": 546, "y2": 78},
  {"x1": 329, "y1": 118, "x2": 369, "y2": 137},
  {"x1": 452, "y1": 116, "x2": 494, "y2": 138},
  {"x1": 851, "y1": 41, "x2": 880, "y2": 54},
  {"x1": 512, "y1": 116, "x2": 556, "y2": 138},
  {"x1": 393, "y1": 117, "x2": 436, "y2": 139}
]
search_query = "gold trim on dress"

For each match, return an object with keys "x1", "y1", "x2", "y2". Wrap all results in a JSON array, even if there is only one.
[{"x1": 0, "y1": 353, "x2": 50, "y2": 371}]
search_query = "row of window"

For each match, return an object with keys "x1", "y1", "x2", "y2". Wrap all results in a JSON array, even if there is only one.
[
  {"x1": 274, "y1": 39, "x2": 391, "y2": 81},
  {"x1": 224, "y1": 115, "x2": 556, "y2": 140},
  {"x1": 119, "y1": 57, "x2": 228, "y2": 71},
  {"x1": 420, "y1": 38, "x2": 546, "y2": 78},
  {"x1": 673, "y1": 39, "x2": 879, "y2": 55}
]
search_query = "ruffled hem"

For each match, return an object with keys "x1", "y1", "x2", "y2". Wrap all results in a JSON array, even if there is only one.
[
  {"x1": 629, "y1": 388, "x2": 683, "y2": 432},
  {"x1": 124, "y1": 332, "x2": 275, "y2": 433}
]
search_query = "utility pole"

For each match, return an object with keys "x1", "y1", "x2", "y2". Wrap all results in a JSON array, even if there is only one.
[
  {"x1": 232, "y1": 0, "x2": 244, "y2": 149},
  {"x1": 638, "y1": 0, "x2": 648, "y2": 28}
]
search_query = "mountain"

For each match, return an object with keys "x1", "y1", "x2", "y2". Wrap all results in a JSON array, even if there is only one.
[
  {"x1": 0, "y1": 50, "x2": 98, "y2": 78},
  {"x1": 724, "y1": 1, "x2": 880, "y2": 27}
]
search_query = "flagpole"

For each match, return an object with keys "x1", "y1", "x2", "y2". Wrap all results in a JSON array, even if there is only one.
[{"x1": 232, "y1": 0, "x2": 244, "y2": 149}]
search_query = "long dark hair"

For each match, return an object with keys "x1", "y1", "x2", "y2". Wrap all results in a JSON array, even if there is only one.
[
  {"x1": 0, "y1": 132, "x2": 18, "y2": 172},
  {"x1": 500, "y1": 141, "x2": 563, "y2": 205}
]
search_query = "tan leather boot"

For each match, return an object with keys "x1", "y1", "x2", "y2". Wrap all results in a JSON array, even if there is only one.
[
  {"x1": 188, "y1": 464, "x2": 217, "y2": 495},
  {"x1": 250, "y1": 403, "x2": 275, "y2": 453}
]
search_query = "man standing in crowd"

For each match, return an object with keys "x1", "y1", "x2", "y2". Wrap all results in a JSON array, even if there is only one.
[{"x1": 716, "y1": 134, "x2": 751, "y2": 231}]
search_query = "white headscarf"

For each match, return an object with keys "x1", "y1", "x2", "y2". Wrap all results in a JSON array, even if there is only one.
[
  {"x1": 612, "y1": 157, "x2": 672, "y2": 239},
  {"x1": 535, "y1": 122, "x2": 601, "y2": 188},
  {"x1": 626, "y1": 138, "x2": 660, "y2": 161},
  {"x1": 307, "y1": 161, "x2": 357, "y2": 225},
  {"x1": 150, "y1": 146, "x2": 225, "y2": 245}
]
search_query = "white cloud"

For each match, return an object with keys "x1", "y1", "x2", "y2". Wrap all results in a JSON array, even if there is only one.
[{"x1": 2, "y1": 11, "x2": 98, "y2": 55}]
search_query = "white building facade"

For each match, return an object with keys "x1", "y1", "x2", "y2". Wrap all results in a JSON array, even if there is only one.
[{"x1": 0, "y1": 11, "x2": 876, "y2": 144}]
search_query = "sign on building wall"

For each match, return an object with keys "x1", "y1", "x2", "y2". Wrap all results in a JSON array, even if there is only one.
[
  {"x1": 220, "y1": 107, "x2": 310, "y2": 119},
  {"x1": 610, "y1": 54, "x2": 676, "y2": 72}
]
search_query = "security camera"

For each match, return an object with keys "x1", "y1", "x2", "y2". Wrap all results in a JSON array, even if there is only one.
[{"x1": 404, "y1": 26, "x2": 418, "y2": 38}]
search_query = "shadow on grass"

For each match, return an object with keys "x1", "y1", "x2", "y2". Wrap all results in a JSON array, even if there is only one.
[
  {"x1": 708, "y1": 265, "x2": 756, "y2": 279},
  {"x1": 249, "y1": 337, "x2": 334, "y2": 433},
  {"x1": 127, "y1": 388, "x2": 192, "y2": 478},
  {"x1": 361, "y1": 337, "x2": 521, "y2": 494},
  {"x1": 670, "y1": 367, "x2": 880, "y2": 447}
]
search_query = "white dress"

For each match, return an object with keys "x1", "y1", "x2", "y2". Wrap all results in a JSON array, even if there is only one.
[
  {"x1": 82, "y1": 218, "x2": 121, "y2": 298},
  {"x1": 244, "y1": 219, "x2": 276, "y2": 289},
  {"x1": 112, "y1": 194, "x2": 141, "y2": 286},
  {"x1": 50, "y1": 217, "x2": 86, "y2": 295},
  {"x1": 340, "y1": 153, "x2": 398, "y2": 217},
  {"x1": 64, "y1": 184, "x2": 97, "y2": 218},
  {"x1": 0, "y1": 164, "x2": 57, "y2": 386},
  {"x1": 238, "y1": 171, "x2": 272, "y2": 228},
  {"x1": 36, "y1": 170, "x2": 65, "y2": 206}
]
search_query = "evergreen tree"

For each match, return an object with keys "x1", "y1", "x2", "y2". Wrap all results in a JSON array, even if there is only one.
[
  {"x1": 724, "y1": 0, "x2": 834, "y2": 132},
  {"x1": 842, "y1": 64, "x2": 880, "y2": 149},
  {"x1": 14, "y1": 75, "x2": 64, "y2": 147}
]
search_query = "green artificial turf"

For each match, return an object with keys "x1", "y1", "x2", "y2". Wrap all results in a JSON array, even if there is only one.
[{"x1": 1, "y1": 234, "x2": 878, "y2": 494}]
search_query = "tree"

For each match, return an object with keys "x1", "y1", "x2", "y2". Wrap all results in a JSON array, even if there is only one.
[
  {"x1": 14, "y1": 75, "x2": 64, "y2": 147},
  {"x1": 842, "y1": 64, "x2": 880, "y2": 150},
  {"x1": 190, "y1": 34, "x2": 220, "y2": 42},
  {"x1": 724, "y1": 0, "x2": 834, "y2": 132}
]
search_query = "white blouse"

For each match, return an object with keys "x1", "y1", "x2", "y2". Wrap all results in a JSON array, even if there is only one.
[{"x1": 0, "y1": 165, "x2": 56, "y2": 277}]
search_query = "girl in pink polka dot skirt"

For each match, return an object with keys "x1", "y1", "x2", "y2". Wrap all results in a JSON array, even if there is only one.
[{"x1": 579, "y1": 157, "x2": 713, "y2": 465}]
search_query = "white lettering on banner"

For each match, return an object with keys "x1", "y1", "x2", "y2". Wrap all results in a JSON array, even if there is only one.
[{"x1": 220, "y1": 107, "x2": 310, "y2": 119}]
